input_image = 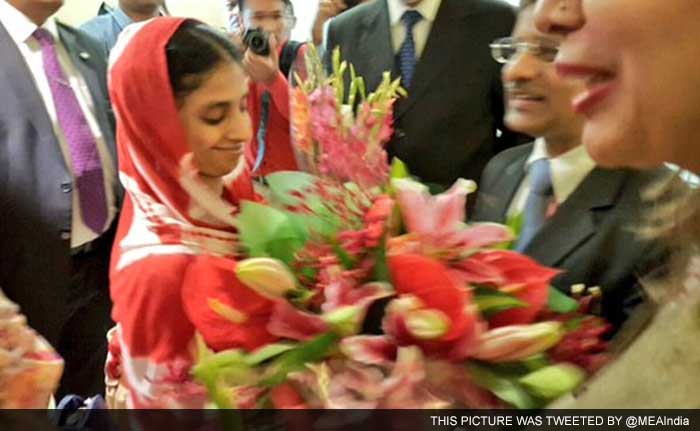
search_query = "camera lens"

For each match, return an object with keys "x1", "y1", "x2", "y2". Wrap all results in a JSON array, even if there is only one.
[
  {"x1": 244, "y1": 28, "x2": 270, "y2": 56},
  {"x1": 250, "y1": 35, "x2": 266, "y2": 52}
]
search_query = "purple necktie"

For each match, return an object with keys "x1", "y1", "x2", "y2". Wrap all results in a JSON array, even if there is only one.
[{"x1": 34, "y1": 28, "x2": 107, "y2": 234}]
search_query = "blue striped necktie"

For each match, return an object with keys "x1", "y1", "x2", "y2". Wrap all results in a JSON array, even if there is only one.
[
  {"x1": 398, "y1": 10, "x2": 423, "y2": 88},
  {"x1": 515, "y1": 158, "x2": 553, "y2": 251}
]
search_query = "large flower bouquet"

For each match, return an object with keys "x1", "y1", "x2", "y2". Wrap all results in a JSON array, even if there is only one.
[
  {"x1": 0, "y1": 290, "x2": 63, "y2": 408},
  {"x1": 193, "y1": 48, "x2": 609, "y2": 409}
]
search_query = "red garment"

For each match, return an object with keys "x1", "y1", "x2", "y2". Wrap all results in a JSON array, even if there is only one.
[
  {"x1": 108, "y1": 18, "x2": 276, "y2": 408},
  {"x1": 244, "y1": 43, "x2": 305, "y2": 175}
]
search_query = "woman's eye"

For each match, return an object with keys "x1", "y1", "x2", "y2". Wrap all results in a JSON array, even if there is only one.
[{"x1": 203, "y1": 116, "x2": 225, "y2": 125}]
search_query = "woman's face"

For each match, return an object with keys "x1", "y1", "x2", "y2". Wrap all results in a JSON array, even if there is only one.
[
  {"x1": 178, "y1": 61, "x2": 252, "y2": 178},
  {"x1": 533, "y1": 0, "x2": 700, "y2": 172}
]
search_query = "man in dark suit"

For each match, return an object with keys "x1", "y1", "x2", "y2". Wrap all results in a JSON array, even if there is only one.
[
  {"x1": 325, "y1": 0, "x2": 522, "y2": 191},
  {"x1": 0, "y1": 0, "x2": 119, "y2": 397},
  {"x1": 472, "y1": 4, "x2": 671, "y2": 328}
]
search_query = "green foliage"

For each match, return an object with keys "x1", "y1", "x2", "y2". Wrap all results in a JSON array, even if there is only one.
[
  {"x1": 467, "y1": 362, "x2": 540, "y2": 409},
  {"x1": 547, "y1": 286, "x2": 580, "y2": 314},
  {"x1": 261, "y1": 333, "x2": 339, "y2": 387},
  {"x1": 519, "y1": 363, "x2": 586, "y2": 400},
  {"x1": 473, "y1": 287, "x2": 528, "y2": 318}
]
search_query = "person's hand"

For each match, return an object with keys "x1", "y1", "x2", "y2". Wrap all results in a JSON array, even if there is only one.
[
  {"x1": 319, "y1": 0, "x2": 347, "y2": 17},
  {"x1": 243, "y1": 34, "x2": 280, "y2": 86},
  {"x1": 312, "y1": 0, "x2": 347, "y2": 45}
]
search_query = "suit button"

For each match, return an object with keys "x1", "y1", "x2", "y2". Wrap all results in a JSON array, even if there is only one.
[
  {"x1": 60, "y1": 231, "x2": 71, "y2": 241},
  {"x1": 61, "y1": 182, "x2": 72, "y2": 193}
]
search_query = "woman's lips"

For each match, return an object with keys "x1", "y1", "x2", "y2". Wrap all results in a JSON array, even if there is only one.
[
  {"x1": 213, "y1": 144, "x2": 243, "y2": 153},
  {"x1": 556, "y1": 63, "x2": 618, "y2": 116}
]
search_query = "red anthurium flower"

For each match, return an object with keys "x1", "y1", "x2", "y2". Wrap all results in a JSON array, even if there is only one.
[
  {"x1": 182, "y1": 256, "x2": 278, "y2": 352},
  {"x1": 463, "y1": 251, "x2": 561, "y2": 327},
  {"x1": 386, "y1": 254, "x2": 481, "y2": 359}
]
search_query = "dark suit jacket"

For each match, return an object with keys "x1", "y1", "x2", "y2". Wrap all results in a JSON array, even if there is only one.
[
  {"x1": 0, "y1": 21, "x2": 118, "y2": 344},
  {"x1": 472, "y1": 143, "x2": 672, "y2": 327},
  {"x1": 325, "y1": 0, "x2": 522, "y2": 189}
]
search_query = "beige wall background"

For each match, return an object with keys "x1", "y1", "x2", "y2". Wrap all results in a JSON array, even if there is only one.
[
  {"x1": 55, "y1": 0, "x2": 520, "y2": 43},
  {"x1": 55, "y1": 0, "x2": 319, "y2": 42}
]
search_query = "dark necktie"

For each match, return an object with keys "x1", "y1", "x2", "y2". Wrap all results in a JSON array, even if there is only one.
[
  {"x1": 34, "y1": 28, "x2": 107, "y2": 234},
  {"x1": 515, "y1": 158, "x2": 553, "y2": 252},
  {"x1": 398, "y1": 10, "x2": 423, "y2": 88}
]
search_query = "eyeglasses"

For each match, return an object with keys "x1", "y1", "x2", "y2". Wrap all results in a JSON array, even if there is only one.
[
  {"x1": 242, "y1": 10, "x2": 295, "y2": 27},
  {"x1": 489, "y1": 37, "x2": 560, "y2": 64}
]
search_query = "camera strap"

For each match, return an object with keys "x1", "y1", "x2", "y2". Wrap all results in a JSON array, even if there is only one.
[
  {"x1": 279, "y1": 41, "x2": 304, "y2": 79},
  {"x1": 252, "y1": 90, "x2": 271, "y2": 174}
]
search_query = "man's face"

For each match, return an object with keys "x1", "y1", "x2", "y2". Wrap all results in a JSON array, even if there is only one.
[
  {"x1": 9, "y1": 0, "x2": 64, "y2": 20},
  {"x1": 500, "y1": 7, "x2": 584, "y2": 141},
  {"x1": 240, "y1": 0, "x2": 293, "y2": 44}
]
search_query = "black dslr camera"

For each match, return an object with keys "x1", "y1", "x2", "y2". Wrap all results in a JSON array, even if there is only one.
[{"x1": 243, "y1": 27, "x2": 271, "y2": 56}]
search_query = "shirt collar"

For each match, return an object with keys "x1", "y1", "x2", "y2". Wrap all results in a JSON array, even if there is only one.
[
  {"x1": 112, "y1": 6, "x2": 134, "y2": 30},
  {"x1": 387, "y1": 0, "x2": 442, "y2": 26},
  {"x1": 526, "y1": 137, "x2": 596, "y2": 203},
  {"x1": 0, "y1": 0, "x2": 60, "y2": 45}
]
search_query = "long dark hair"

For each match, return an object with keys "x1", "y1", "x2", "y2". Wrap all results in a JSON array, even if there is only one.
[{"x1": 165, "y1": 21, "x2": 243, "y2": 103}]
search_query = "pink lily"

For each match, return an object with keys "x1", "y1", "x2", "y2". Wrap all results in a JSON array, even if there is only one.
[{"x1": 392, "y1": 178, "x2": 513, "y2": 255}]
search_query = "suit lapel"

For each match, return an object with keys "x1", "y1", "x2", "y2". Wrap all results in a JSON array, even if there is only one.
[
  {"x1": 358, "y1": 1, "x2": 396, "y2": 92},
  {"x1": 0, "y1": 21, "x2": 70, "y2": 170},
  {"x1": 484, "y1": 153, "x2": 527, "y2": 223},
  {"x1": 0, "y1": 22, "x2": 54, "y2": 130},
  {"x1": 396, "y1": 0, "x2": 473, "y2": 118},
  {"x1": 525, "y1": 168, "x2": 629, "y2": 268}
]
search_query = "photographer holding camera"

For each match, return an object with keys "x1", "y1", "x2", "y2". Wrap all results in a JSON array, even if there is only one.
[{"x1": 233, "y1": 0, "x2": 306, "y2": 176}]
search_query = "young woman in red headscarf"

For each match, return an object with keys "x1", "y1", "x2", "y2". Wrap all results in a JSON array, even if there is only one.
[{"x1": 107, "y1": 18, "x2": 280, "y2": 408}]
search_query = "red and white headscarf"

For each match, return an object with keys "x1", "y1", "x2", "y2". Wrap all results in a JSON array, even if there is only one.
[{"x1": 109, "y1": 17, "x2": 256, "y2": 274}]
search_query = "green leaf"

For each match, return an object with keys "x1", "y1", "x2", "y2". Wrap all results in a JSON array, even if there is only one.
[
  {"x1": 372, "y1": 235, "x2": 390, "y2": 282},
  {"x1": 332, "y1": 241, "x2": 355, "y2": 269},
  {"x1": 547, "y1": 286, "x2": 580, "y2": 314},
  {"x1": 244, "y1": 343, "x2": 297, "y2": 366},
  {"x1": 467, "y1": 362, "x2": 541, "y2": 409},
  {"x1": 424, "y1": 182, "x2": 447, "y2": 195},
  {"x1": 563, "y1": 316, "x2": 584, "y2": 331},
  {"x1": 322, "y1": 305, "x2": 364, "y2": 336},
  {"x1": 486, "y1": 354, "x2": 551, "y2": 375},
  {"x1": 261, "y1": 333, "x2": 338, "y2": 387},
  {"x1": 235, "y1": 202, "x2": 308, "y2": 266},
  {"x1": 192, "y1": 349, "x2": 257, "y2": 409},
  {"x1": 506, "y1": 212, "x2": 525, "y2": 238},
  {"x1": 264, "y1": 171, "x2": 317, "y2": 206},
  {"x1": 473, "y1": 288, "x2": 527, "y2": 318},
  {"x1": 390, "y1": 158, "x2": 410, "y2": 179},
  {"x1": 518, "y1": 363, "x2": 586, "y2": 400}
]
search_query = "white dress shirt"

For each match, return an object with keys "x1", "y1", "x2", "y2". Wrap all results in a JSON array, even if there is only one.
[
  {"x1": 508, "y1": 138, "x2": 596, "y2": 218},
  {"x1": 0, "y1": 0, "x2": 116, "y2": 248},
  {"x1": 386, "y1": 0, "x2": 442, "y2": 58}
]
